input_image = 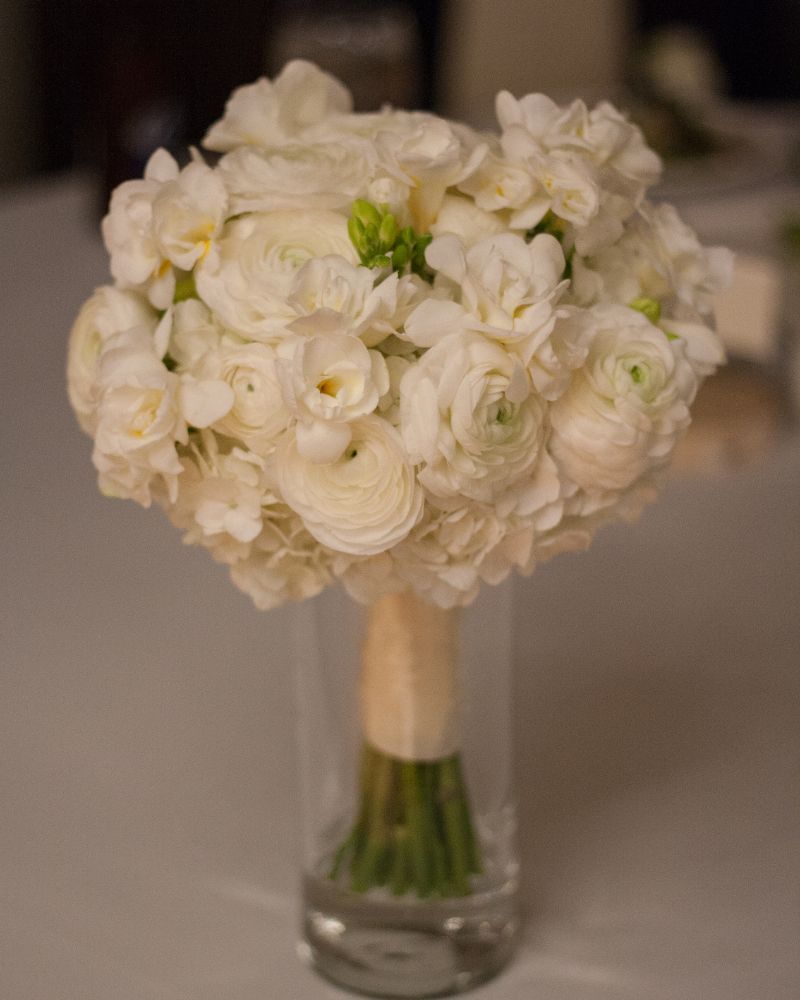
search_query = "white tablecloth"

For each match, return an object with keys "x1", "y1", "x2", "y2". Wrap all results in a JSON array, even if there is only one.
[{"x1": 1, "y1": 176, "x2": 798, "y2": 1000}]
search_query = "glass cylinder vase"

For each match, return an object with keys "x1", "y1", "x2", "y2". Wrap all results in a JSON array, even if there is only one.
[{"x1": 291, "y1": 581, "x2": 519, "y2": 998}]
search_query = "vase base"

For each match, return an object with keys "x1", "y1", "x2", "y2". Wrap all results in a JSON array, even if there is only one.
[{"x1": 301, "y1": 873, "x2": 518, "y2": 998}]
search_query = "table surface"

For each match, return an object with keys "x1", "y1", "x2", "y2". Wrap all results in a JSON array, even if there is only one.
[{"x1": 1, "y1": 175, "x2": 798, "y2": 1000}]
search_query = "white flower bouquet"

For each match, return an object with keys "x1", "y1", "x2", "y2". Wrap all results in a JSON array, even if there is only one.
[{"x1": 68, "y1": 60, "x2": 731, "y2": 926}]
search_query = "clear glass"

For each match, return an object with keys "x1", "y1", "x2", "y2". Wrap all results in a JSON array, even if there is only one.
[{"x1": 291, "y1": 581, "x2": 519, "y2": 998}]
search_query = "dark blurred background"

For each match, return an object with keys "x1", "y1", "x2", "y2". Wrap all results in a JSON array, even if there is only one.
[{"x1": 2, "y1": 0, "x2": 798, "y2": 192}]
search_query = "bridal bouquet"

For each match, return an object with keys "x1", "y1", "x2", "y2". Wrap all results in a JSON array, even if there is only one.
[
  {"x1": 68, "y1": 59, "x2": 730, "y2": 613},
  {"x1": 67, "y1": 62, "x2": 730, "y2": 913}
]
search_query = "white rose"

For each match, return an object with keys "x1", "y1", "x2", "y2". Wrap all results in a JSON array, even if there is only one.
[
  {"x1": 195, "y1": 210, "x2": 357, "y2": 340},
  {"x1": 278, "y1": 332, "x2": 389, "y2": 463},
  {"x1": 274, "y1": 415, "x2": 423, "y2": 555},
  {"x1": 203, "y1": 60, "x2": 352, "y2": 152},
  {"x1": 151, "y1": 158, "x2": 227, "y2": 271},
  {"x1": 549, "y1": 305, "x2": 698, "y2": 491},
  {"x1": 399, "y1": 330, "x2": 549, "y2": 506},
  {"x1": 199, "y1": 342, "x2": 291, "y2": 453},
  {"x1": 218, "y1": 138, "x2": 371, "y2": 215},
  {"x1": 101, "y1": 148, "x2": 179, "y2": 308},
  {"x1": 67, "y1": 287, "x2": 157, "y2": 433}
]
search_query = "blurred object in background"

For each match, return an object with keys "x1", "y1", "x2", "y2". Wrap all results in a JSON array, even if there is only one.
[
  {"x1": 266, "y1": 1, "x2": 440, "y2": 112},
  {"x1": 440, "y1": 0, "x2": 628, "y2": 127},
  {"x1": 0, "y1": 0, "x2": 36, "y2": 185},
  {"x1": 624, "y1": 3, "x2": 800, "y2": 472},
  {"x1": 34, "y1": 0, "x2": 272, "y2": 206},
  {"x1": 31, "y1": 0, "x2": 442, "y2": 209},
  {"x1": 626, "y1": 25, "x2": 729, "y2": 163},
  {"x1": 670, "y1": 360, "x2": 788, "y2": 476},
  {"x1": 635, "y1": 1, "x2": 800, "y2": 102}
]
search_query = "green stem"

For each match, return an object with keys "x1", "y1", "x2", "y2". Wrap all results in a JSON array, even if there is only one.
[
  {"x1": 400, "y1": 761, "x2": 434, "y2": 897},
  {"x1": 329, "y1": 743, "x2": 483, "y2": 900}
]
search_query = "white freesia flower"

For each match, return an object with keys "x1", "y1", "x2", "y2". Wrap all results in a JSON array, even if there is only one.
[
  {"x1": 151, "y1": 158, "x2": 227, "y2": 271},
  {"x1": 91, "y1": 328, "x2": 187, "y2": 505},
  {"x1": 573, "y1": 201, "x2": 733, "y2": 317},
  {"x1": 203, "y1": 59, "x2": 352, "y2": 151},
  {"x1": 457, "y1": 149, "x2": 536, "y2": 216},
  {"x1": 400, "y1": 330, "x2": 552, "y2": 508},
  {"x1": 409, "y1": 231, "x2": 580, "y2": 397},
  {"x1": 195, "y1": 210, "x2": 357, "y2": 340},
  {"x1": 374, "y1": 111, "x2": 487, "y2": 230},
  {"x1": 550, "y1": 305, "x2": 697, "y2": 491},
  {"x1": 67, "y1": 287, "x2": 157, "y2": 433},
  {"x1": 101, "y1": 148, "x2": 180, "y2": 308},
  {"x1": 278, "y1": 332, "x2": 389, "y2": 463},
  {"x1": 275, "y1": 415, "x2": 423, "y2": 555},
  {"x1": 285, "y1": 257, "x2": 424, "y2": 348},
  {"x1": 162, "y1": 299, "x2": 229, "y2": 369}
]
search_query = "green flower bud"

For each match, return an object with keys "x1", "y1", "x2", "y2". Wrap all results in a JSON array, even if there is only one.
[{"x1": 628, "y1": 296, "x2": 662, "y2": 324}]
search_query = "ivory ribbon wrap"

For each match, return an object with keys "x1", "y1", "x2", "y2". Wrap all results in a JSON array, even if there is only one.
[{"x1": 359, "y1": 591, "x2": 461, "y2": 762}]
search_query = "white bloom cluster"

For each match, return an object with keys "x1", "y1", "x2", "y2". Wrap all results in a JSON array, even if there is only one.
[{"x1": 68, "y1": 61, "x2": 732, "y2": 610}]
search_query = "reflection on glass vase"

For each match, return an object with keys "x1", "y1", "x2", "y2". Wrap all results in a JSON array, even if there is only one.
[{"x1": 291, "y1": 581, "x2": 519, "y2": 998}]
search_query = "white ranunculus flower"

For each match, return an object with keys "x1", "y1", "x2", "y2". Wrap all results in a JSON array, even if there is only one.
[
  {"x1": 67, "y1": 287, "x2": 158, "y2": 434},
  {"x1": 198, "y1": 342, "x2": 291, "y2": 453},
  {"x1": 151, "y1": 158, "x2": 228, "y2": 271},
  {"x1": 219, "y1": 139, "x2": 372, "y2": 215},
  {"x1": 549, "y1": 305, "x2": 698, "y2": 491},
  {"x1": 195, "y1": 210, "x2": 357, "y2": 340},
  {"x1": 278, "y1": 332, "x2": 389, "y2": 463},
  {"x1": 101, "y1": 148, "x2": 180, "y2": 309},
  {"x1": 92, "y1": 328, "x2": 188, "y2": 505},
  {"x1": 274, "y1": 415, "x2": 423, "y2": 555},
  {"x1": 399, "y1": 330, "x2": 550, "y2": 506},
  {"x1": 203, "y1": 59, "x2": 352, "y2": 151}
]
